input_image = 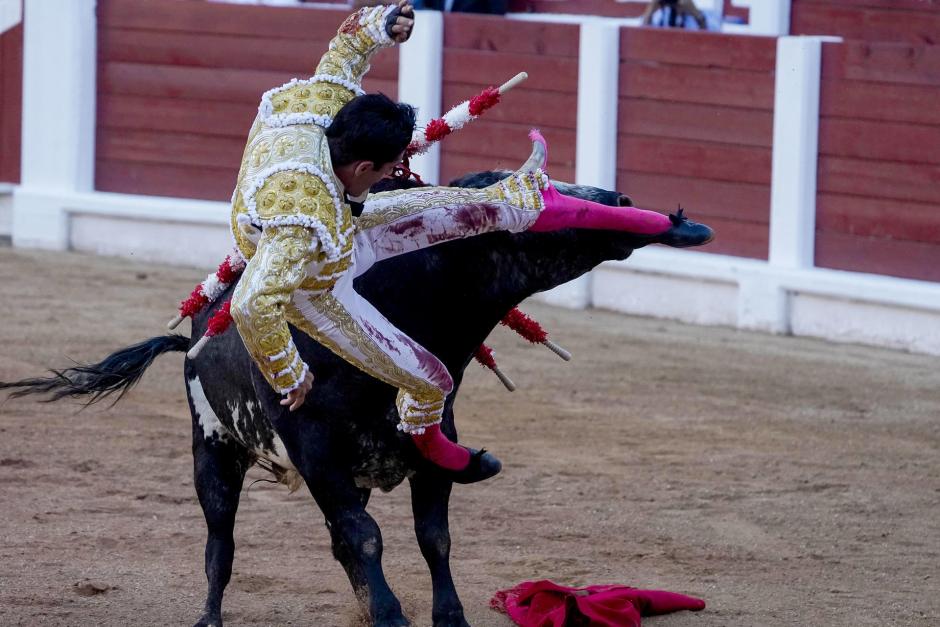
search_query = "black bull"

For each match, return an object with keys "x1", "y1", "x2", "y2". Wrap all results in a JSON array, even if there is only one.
[{"x1": 2, "y1": 171, "x2": 661, "y2": 627}]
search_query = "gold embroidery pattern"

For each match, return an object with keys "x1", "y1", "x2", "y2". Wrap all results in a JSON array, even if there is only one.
[
  {"x1": 254, "y1": 171, "x2": 344, "y2": 228},
  {"x1": 252, "y1": 170, "x2": 354, "y2": 271},
  {"x1": 230, "y1": 225, "x2": 316, "y2": 392},
  {"x1": 357, "y1": 187, "x2": 491, "y2": 230},
  {"x1": 233, "y1": 115, "x2": 264, "y2": 186},
  {"x1": 396, "y1": 392, "x2": 446, "y2": 429},
  {"x1": 356, "y1": 171, "x2": 546, "y2": 231},
  {"x1": 317, "y1": 5, "x2": 394, "y2": 92},
  {"x1": 242, "y1": 126, "x2": 330, "y2": 184},
  {"x1": 231, "y1": 191, "x2": 258, "y2": 261},
  {"x1": 271, "y1": 82, "x2": 355, "y2": 120},
  {"x1": 298, "y1": 252, "x2": 353, "y2": 293}
]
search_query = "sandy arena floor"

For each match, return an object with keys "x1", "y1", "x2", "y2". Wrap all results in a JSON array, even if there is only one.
[{"x1": 0, "y1": 246, "x2": 938, "y2": 626}]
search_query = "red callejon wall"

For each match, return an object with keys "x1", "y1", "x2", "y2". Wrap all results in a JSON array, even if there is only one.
[
  {"x1": 617, "y1": 28, "x2": 776, "y2": 259},
  {"x1": 437, "y1": 13, "x2": 578, "y2": 185},
  {"x1": 0, "y1": 22, "x2": 23, "y2": 184},
  {"x1": 95, "y1": 0, "x2": 398, "y2": 201},
  {"x1": 508, "y1": 0, "x2": 645, "y2": 17},
  {"x1": 815, "y1": 40, "x2": 940, "y2": 282},
  {"x1": 791, "y1": 0, "x2": 940, "y2": 45}
]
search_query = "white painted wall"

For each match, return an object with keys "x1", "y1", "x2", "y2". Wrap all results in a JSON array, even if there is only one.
[
  {"x1": 398, "y1": 9, "x2": 443, "y2": 185},
  {"x1": 0, "y1": 0, "x2": 21, "y2": 35},
  {"x1": 0, "y1": 184, "x2": 13, "y2": 237},
  {"x1": 13, "y1": 0, "x2": 97, "y2": 250},
  {"x1": 730, "y1": 0, "x2": 791, "y2": 36},
  {"x1": 537, "y1": 18, "x2": 621, "y2": 310},
  {"x1": 65, "y1": 192, "x2": 232, "y2": 267},
  {"x1": 769, "y1": 36, "x2": 824, "y2": 272}
]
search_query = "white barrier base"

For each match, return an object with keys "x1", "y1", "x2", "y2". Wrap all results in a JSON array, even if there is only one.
[
  {"x1": 12, "y1": 187, "x2": 231, "y2": 267},
  {"x1": 593, "y1": 247, "x2": 940, "y2": 356},
  {"x1": 0, "y1": 184, "x2": 13, "y2": 238}
]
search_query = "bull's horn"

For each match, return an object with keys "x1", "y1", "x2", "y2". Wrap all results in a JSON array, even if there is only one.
[{"x1": 521, "y1": 128, "x2": 548, "y2": 173}]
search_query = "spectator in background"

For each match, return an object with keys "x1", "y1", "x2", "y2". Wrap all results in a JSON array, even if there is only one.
[{"x1": 642, "y1": 0, "x2": 718, "y2": 31}]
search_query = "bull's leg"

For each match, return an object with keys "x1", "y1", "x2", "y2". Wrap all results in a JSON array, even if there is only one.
[
  {"x1": 187, "y1": 378, "x2": 253, "y2": 627},
  {"x1": 325, "y1": 487, "x2": 372, "y2": 604},
  {"x1": 410, "y1": 471, "x2": 468, "y2": 627},
  {"x1": 253, "y1": 375, "x2": 407, "y2": 627},
  {"x1": 305, "y1": 463, "x2": 407, "y2": 626}
]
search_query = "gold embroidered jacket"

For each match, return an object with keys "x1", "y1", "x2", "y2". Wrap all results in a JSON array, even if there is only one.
[{"x1": 229, "y1": 5, "x2": 396, "y2": 394}]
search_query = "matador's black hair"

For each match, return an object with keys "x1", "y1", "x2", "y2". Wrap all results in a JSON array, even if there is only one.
[{"x1": 326, "y1": 93, "x2": 417, "y2": 169}]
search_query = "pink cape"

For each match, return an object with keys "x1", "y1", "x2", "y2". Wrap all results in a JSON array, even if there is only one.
[{"x1": 490, "y1": 580, "x2": 706, "y2": 627}]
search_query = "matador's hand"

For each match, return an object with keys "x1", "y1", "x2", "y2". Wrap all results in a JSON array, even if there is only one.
[
  {"x1": 280, "y1": 370, "x2": 315, "y2": 412},
  {"x1": 386, "y1": 1, "x2": 415, "y2": 44}
]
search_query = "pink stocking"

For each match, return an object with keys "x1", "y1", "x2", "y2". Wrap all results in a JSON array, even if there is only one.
[
  {"x1": 530, "y1": 183, "x2": 672, "y2": 235},
  {"x1": 411, "y1": 424, "x2": 471, "y2": 471}
]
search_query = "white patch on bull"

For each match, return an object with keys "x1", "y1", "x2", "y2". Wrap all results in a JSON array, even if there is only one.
[
  {"x1": 225, "y1": 399, "x2": 296, "y2": 471},
  {"x1": 269, "y1": 436, "x2": 296, "y2": 471},
  {"x1": 188, "y1": 376, "x2": 227, "y2": 441}
]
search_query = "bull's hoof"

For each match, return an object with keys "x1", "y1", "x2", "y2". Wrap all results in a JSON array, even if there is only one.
[
  {"x1": 194, "y1": 612, "x2": 222, "y2": 627},
  {"x1": 374, "y1": 612, "x2": 410, "y2": 627},
  {"x1": 433, "y1": 607, "x2": 470, "y2": 627},
  {"x1": 446, "y1": 448, "x2": 502, "y2": 485}
]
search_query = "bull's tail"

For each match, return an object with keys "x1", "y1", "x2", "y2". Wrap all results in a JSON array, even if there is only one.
[{"x1": 0, "y1": 335, "x2": 189, "y2": 405}]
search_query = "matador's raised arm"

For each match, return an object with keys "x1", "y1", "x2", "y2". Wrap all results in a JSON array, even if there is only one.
[{"x1": 259, "y1": 5, "x2": 403, "y2": 126}]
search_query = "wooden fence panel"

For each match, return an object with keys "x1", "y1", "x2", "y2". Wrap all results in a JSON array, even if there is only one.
[
  {"x1": 96, "y1": 0, "x2": 398, "y2": 200},
  {"x1": 791, "y1": 0, "x2": 940, "y2": 45},
  {"x1": 0, "y1": 22, "x2": 23, "y2": 184},
  {"x1": 438, "y1": 14, "x2": 579, "y2": 185},
  {"x1": 617, "y1": 27, "x2": 776, "y2": 259},
  {"x1": 815, "y1": 39, "x2": 940, "y2": 282},
  {"x1": 507, "y1": 1, "x2": 644, "y2": 17}
]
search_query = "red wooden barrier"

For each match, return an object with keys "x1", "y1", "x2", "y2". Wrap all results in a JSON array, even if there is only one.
[
  {"x1": 815, "y1": 39, "x2": 940, "y2": 282},
  {"x1": 0, "y1": 22, "x2": 23, "y2": 184},
  {"x1": 508, "y1": 0, "x2": 644, "y2": 17},
  {"x1": 791, "y1": 0, "x2": 940, "y2": 45},
  {"x1": 617, "y1": 27, "x2": 776, "y2": 259},
  {"x1": 95, "y1": 0, "x2": 398, "y2": 200},
  {"x1": 437, "y1": 13, "x2": 579, "y2": 185}
]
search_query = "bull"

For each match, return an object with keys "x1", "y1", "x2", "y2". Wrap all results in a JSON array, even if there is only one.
[{"x1": 1, "y1": 170, "x2": 690, "y2": 626}]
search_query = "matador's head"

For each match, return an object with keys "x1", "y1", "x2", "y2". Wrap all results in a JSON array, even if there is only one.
[{"x1": 327, "y1": 93, "x2": 417, "y2": 197}]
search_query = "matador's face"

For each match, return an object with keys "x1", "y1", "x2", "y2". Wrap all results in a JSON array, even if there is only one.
[{"x1": 344, "y1": 150, "x2": 406, "y2": 197}]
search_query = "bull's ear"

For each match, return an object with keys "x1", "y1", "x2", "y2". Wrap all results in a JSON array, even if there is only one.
[{"x1": 617, "y1": 194, "x2": 634, "y2": 207}]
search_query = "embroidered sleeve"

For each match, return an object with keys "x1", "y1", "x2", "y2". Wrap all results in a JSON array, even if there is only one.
[
  {"x1": 230, "y1": 225, "x2": 316, "y2": 394},
  {"x1": 357, "y1": 169, "x2": 549, "y2": 232},
  {"x1": 312, "y1": 5, "x2": 397, "y2": 100},
  {"x1": 257, "y1": 5, "x2": 398, "y2": 126}
]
